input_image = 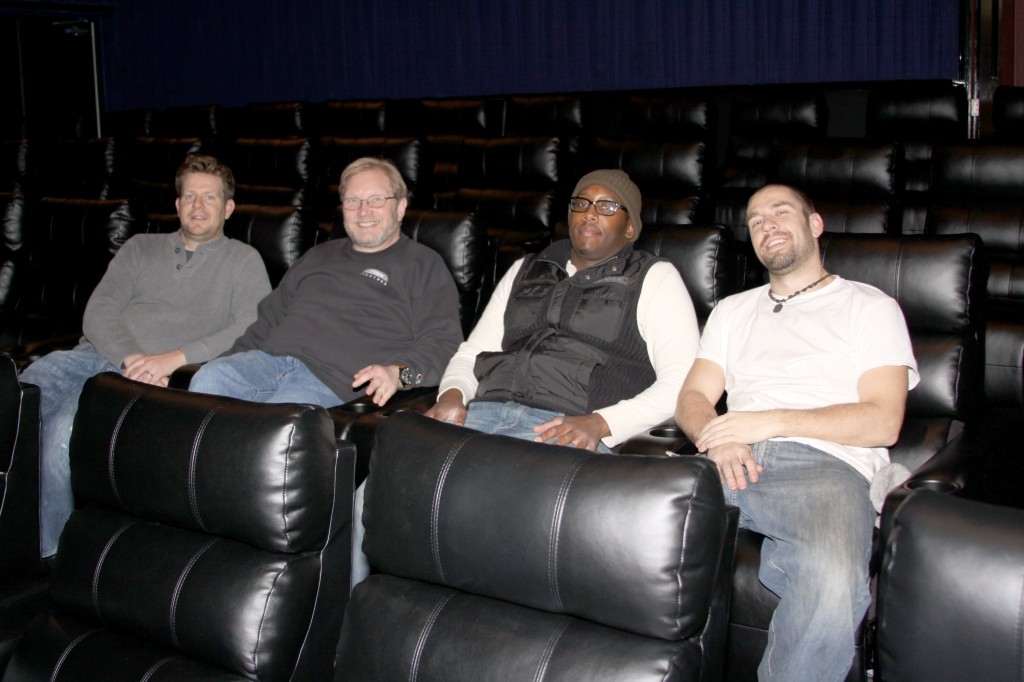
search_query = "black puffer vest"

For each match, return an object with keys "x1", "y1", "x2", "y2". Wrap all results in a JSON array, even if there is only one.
[{"x1": 473, "y1": 240, "x2": 659, "y2": 415}]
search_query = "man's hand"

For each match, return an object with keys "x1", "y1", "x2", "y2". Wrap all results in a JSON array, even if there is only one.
[
  {"x1": 695, "y1": 411, "x2": 777, "y2": 453},
  {"x1": 123, "y1": 351, "x2": 186, "y2": 386},
  {"x1": 533, "y1": 413, "x2": 610, "y2": 451},
  {"x1": 706, "y1": 442, "x2": 763, "y2": 490},
  {"x1": 353, "y1": 364, "x2": 401, "y2": 407},
  {"x1": 425, "y1": 388, "x2": 468, "y2": 425}
]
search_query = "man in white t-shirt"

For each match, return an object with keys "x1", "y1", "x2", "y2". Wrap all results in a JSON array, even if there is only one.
[{"x1": 676, "y1": 184, "x2": 918, "y2": 681}]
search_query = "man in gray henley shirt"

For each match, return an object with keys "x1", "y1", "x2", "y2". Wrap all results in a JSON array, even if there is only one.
[{"x1": 21, "y1": 154, "x2": 271, "y2": 558}]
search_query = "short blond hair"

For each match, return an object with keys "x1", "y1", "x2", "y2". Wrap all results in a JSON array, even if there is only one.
[
  {"x1": 339, "y1": 157, "x2": 408, "y2": 200},
  {"x1": 175, "y1": 155, "x2": 235, "y2": 200}
]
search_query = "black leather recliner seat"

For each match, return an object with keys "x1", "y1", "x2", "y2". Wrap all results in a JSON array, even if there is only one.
[
  {"x1": 337, "y1": 412, "x2": 738, "y2": 681},
  {"x1": 2, "y1": 373, "x2": 355, "y2": 682}
]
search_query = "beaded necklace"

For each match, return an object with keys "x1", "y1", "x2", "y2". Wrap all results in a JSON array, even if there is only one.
[{"x1": 767, "y1": 272, "x2": 833, "y2": 313}]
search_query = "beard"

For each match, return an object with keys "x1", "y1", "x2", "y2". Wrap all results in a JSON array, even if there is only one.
[
  {"x1": 757, "y1": 235, "x2": 817, "y2": 275},
  {"x1": 759, "y1": 247, "x2": 799, "y2": 274},
  {"x1": 348, "y1": 223, "x2": 399, "y2": 250}
]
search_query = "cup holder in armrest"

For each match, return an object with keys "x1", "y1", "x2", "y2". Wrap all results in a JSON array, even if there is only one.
[
  {"x1": 648, "y1": 425, "x2": 685, "y2": 439},
  {"x1": 336, "y1": 397, "x2": 378, "y2": 414},
  {"x1": 905, "y1": 478, "x2": 960, "y2": 494}
]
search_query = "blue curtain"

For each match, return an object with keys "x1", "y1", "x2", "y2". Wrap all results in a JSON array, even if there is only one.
[{"x1": 101, "y1": 0, "x2": 960, "y2": 111}]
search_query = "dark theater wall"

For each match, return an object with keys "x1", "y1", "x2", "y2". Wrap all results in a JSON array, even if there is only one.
[{"x1": 94, "y1": 0, "x2": 960, "y2": 110}]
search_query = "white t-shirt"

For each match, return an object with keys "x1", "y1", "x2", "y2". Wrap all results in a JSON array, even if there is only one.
[{"x1": 697, "y1": 276, "x2": 919, "y2": 479}]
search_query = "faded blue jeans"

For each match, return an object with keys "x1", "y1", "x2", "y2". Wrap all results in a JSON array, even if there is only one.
[
  {"x1": 189, "y1": 350, "x2": 342, "y2": 407},
  {"x1": 725, "y1": 439, "x2": 875, "y2": 682},
  {"x1": 463, "y1": 400, "x2": 612, "y2": 453},
  {"x1": 20, "y1": 345, "x2": 119, "y2": 557}
]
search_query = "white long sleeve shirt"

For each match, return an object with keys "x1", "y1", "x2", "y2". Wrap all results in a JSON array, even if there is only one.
[{"x1": 438, "y1": 256, "x2": 700, "y2": 447}]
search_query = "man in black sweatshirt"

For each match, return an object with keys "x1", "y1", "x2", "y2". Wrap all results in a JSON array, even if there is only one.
[{"x1": 190, "y1": 157, "x2": 463, "y2": 408}]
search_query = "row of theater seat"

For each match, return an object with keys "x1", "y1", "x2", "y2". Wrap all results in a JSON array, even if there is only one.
[
  {"x1": 0, "y1": 83, "x2": 1021, "y2": 409},
  {"x1": 1, "y1": 79, "x2": 1022, "y2": 680},
  {"x1": 0, "y1": 219, "x2": 1015, "y2": 680}
]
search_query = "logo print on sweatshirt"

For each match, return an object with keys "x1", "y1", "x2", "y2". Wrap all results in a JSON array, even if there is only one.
[{"x1": 361, "y1": 268, "x2": 389, "y2": 286}]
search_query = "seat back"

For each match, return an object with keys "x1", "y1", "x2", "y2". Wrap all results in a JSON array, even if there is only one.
[
  {"x1": 876, "y1": 490, "x2": 1024, "y2": 681},
  {"x1": 225, "y1": 204, "x2": 321, "y2": 287},
  {"x1": 0, "y1": 353, "x2": 40, "y2": 579},
  {"x1": 500, "y1": 95, "x2": 586, "y2": 137},
  {"x1": 36, "y1": 137, "x2": 125, "y2": 200},
  {"x1": 225, "y1": 101, "x2": 315, "y2": 139},
  {"x1": 771, "y1": 141, "x2": 901, "y2": 235},
  {"x1": 319, "y1": 100, "x2": 388, "y2": 137},
  {"x1": 926, "y1": 143, "x2": 1024, "y2": 409},
  {"x1": 0, "y1": 192, "x2": 31, "y2": 347},
  {"x1": 584, "y1": 137, "x2": 706, "y2": 227},
  {"x1": 992, "y1": 85, "x2": 1024, "y2": 142},
  {"x1": 18, "y1": 197, "x2": 142, "y2": 343},
  {"x1": 0, "y1": 139, "x2": 30, "y2": 196},
  {"x1": 865, "y1": 82, "x2": 968, "y2": 234},
  {"x1": 124, "y1": 136, "x2": 204, "y2": 218},
  {"x1": 636, "y1": 225, "x2": 740, "y2": 327},
  {"x1": 337, "y1": 412, "x2": 737, "y2": 682},
  {"x1": 3, "y1": 373, "x2": 354, "y2": 682},
  {"x1": 439, "y1": 135, "x2": 568, "y2": 274},
  {"x1": 223, "y1": 137, "x2": 320, "y2": 207},
  {"x1": 819, "y1": 232, "x2": 986, "y2": 471},
  {"x1": 399, "y1": 209, "x2": 494, "y2": 336}
]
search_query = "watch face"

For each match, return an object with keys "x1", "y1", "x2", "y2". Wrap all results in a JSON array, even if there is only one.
[{"x1": 400, "y1": 366, "x2": 414, "y2": 386}]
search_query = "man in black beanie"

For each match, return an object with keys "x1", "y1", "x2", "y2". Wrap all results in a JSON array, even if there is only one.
[
  {"x1": 353, "y1": 168, "x2": 703, "y2": 588},
  {"x1": 426, "y1": 169, "x2": 700, "y2": 450}
]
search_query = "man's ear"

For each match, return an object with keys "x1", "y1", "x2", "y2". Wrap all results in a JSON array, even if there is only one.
[
  {"x1": 225, "y1": 198, "x2": 236, "y2": 220},
  {"x1": 396, "y1": 197, "x2": 408, "y2": 221},
  {"x1": 626, "y1": 218, "x2": 636, "y2": 241},
  {"x1": 809, "y1": 212, "x2": 824, "y2": 238}
]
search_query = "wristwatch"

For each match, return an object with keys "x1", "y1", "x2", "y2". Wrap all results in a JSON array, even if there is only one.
[{"x1": 396, "y1": 364, "x2": 416, "y2": 389}]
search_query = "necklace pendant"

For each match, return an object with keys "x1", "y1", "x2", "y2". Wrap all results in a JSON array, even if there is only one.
[{"x1": 772, "y1": 303, "x2": 783, "y2": 313}]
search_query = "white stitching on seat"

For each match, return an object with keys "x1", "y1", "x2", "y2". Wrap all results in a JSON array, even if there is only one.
[
  {"x1": 280, "y1": 420, "x2": 297, "y2": 549},
  {"x1": 139, "y1": 655, "x2": 175, "y2": 682},
  {"x1": 290, "y1": 443, "x2": 349, "y2": 672},
  {"x1": 108, "y1": 392, "x2": 146, "y2": 509},
  {"x1": 409, "y1": 590, "x2": 456, "y2": 682},
  {"x1": 168, "y1": 537, "x2": 219, "y2": 648},
  {"x1": 187, "y1": 401, "x2": 229, "y2": 531},
  {"x1": 253, "y1": 557, "x2": 296, "y2": 677},
  {"x1": 92, "y1": 521, "x2": 138, "y2": 620},
  {"x1": 532, "y1": 618, "x2": 570, "y2": 682},
  {"x1": 50, "y1": 629, "x2": 101, "y2": 682},
  {"x1": 431, "y1": 432, "x2": 476, "y2": 583},
  {"x1": 547, "y1": 456, "x2": 588, "y2": 610}
]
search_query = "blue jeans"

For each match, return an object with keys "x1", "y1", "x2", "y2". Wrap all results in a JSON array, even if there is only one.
[
  {"x1": 726, "y1": 440, "x2": 875, "y2": 682},
  {"x1": 465, "y1": 400, "x2": 612, "y2": 453},
  {"x1": 350, "y1": 400, "x2": 612, "y2": 589},
  {"x1": 20, "y1": 346, "x2": 119, "y2": 557},
  {"x1": 189, "y1": 350, "x2": 342, "y2": 408}
]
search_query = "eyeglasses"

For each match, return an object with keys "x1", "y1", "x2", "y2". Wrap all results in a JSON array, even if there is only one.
[
  {"x1": 569, "y1": 197, "x2": 627, "y2": 216},
  {"x1": 341, "y1": 195, "x2": 397, "y2": 211}
]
